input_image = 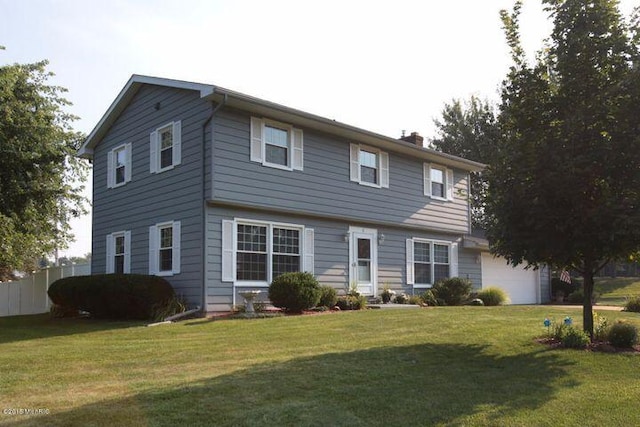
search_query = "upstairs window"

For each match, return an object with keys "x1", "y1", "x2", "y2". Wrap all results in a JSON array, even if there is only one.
[
  {"x1": 106, "y1": 230, "x2": 131, "y2": 273},
  {"x1": 250, "y1": 117, "x2": 303, "y2": 171},
  {"x1": 150, "y1": 121, "x2": 182, "y2": 173},
  {"x1": 349, "y1": 143, "x2": 389, "y2": 188},
  {"x1": 107, "y1": 143, "x2": 131, "y2": 188},
  {"x1": 424, "y1": 163, "x2": 454, "y2": 201}
]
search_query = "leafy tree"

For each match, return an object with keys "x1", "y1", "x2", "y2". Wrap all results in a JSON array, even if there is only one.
[
  {"x1": 430, "y1": 96, "x2": 500, "y2": 228},
  {"x1": 0, "y1": 54, "x2": 87, "y2": 280},
  {"x1": 486, "y1": 1, "x2": 640, "y2": 338}
]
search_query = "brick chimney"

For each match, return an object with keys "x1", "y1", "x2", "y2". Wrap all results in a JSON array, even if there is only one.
[{"x1": 400, "y1": 131, "x2": 424, "y2": 147}]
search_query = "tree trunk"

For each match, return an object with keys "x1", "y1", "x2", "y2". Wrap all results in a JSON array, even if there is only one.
[{"x1": 583, "y1": 271, "x2": 595, "y2": 340}]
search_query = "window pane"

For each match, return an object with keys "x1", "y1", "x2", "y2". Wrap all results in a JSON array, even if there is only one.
[
  {"x1": 357, "y1": 238, "x2": 370, "y2": 259},
  {"x1": 115, "y1": 236, "x2": 125, "y2": 255},
  {"x1": 160, "y1": 248, "x2": 173, "y2": 271},
  {"x1": 431, "y1": 182, "x2": 445, "y2": 198},
  {"x1": 360, "y1": 165, "x2": 377, "y2": 184},
  {"x1": 160, "y1": 227, "x2": 173, "y2": 249},
  {"x1": 273, "y1": 228, "x2": 299, "y2": 254},
  {"x1": 116, "y1": 148, "x2": 126, "y2": 167},
  {"x1": 265, "y1": 144, "x2": 287, "y2": 166},
  {"x1": 414, "y1": 242, "x2": 430, "y2": 263},
  {"x1": 237, "y1": 225, "x2": 267, "y2": 252},
  {"x1": 434, "y1": 244, "x2": 449, "y2": 263},
  {"x1": 415, "y1": 263, "x2": 431, "y2": 285},
  {"x1": 264, "y1": 125, "x2": 288, "y2": 148},
  {"x1": 434, "y1": 264, "x2": 449, "y2": 283},
  {"x1": 115, "y1": 166, "x2": 125, "y2": 184},
  {"x1": 358, "y1": 260, "x2": 371, "y2": 283},
  {"x1": 430, "y1": 168, "x2": 444, "y2": 183},
  {"x1": 114, "y1": 255, "x2": 125, "y2": 274},
  {"x1": 160, "y1": 147, "x2": 173, "y2": 169},
  {"x1": 272, "y1": 255, "x2": 300, "y2": 279},
  {"x1": 160, "y1": 128, "x2": 173, "y2": 150},
  {"x1": 236, "y1": 253, "x2": 267, "y2": 281},
  {"x1": 360, "y1": 150, "x2": 377, "y2": 168}
]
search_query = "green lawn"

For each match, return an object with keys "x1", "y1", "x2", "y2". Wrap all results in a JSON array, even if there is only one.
[
  {"x1": 595, "y1": 277, "x2": 640, "y2": 306},
  {"x1": 1, "y1": 307, "x2": 639, "y2": 426}
]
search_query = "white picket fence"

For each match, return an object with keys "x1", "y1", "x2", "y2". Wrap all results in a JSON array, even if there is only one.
[{"x1": 0, "y1": 264, "x2": 90, "y2": 317}]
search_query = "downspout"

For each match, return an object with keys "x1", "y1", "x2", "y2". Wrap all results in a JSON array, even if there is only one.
[{"x1": 201, "y1": 94, "x2": 228, "y2": 316}]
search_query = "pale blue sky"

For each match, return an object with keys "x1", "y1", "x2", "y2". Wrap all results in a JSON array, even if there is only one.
[{"x1": 1, "y1": 0, "x2": 636, "y2": 257}]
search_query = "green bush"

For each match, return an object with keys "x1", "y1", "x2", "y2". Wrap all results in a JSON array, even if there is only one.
[
  {"x1": 420, "y1": 290, "x2": 439, "y2": 306},
  {"x1": 593, "y1": 312, "x2": 610, "y2": 342},
  {"x1": 561, "y1": 327, "x2": 590, "y2": 349},
  {"x1": 335, "y1": 294, "x2": 367, "y2": 310},
  {"x1": 477, "y1": 287, "x2": 509, "y2": 306},
  {"x1": 408, "y1": 295, "x2": 422, "y2": 305},
  {"x1": 551, "y1": 277, "x2": 578, "y2": 298},
  {"x1": 318, "y1": 285, "x2": 338, "y2": 308},
  {"x1": 431, "y1": 277, "x2": 473, "y2": 306},
  {"x1": 608, "y1": 321, "x2": 638, "y2": 348},
  {"x1": 624, "y1": 296, "x2": 640, "y2": 313},
  {"x1": 567, "y1": 289, "x2": 599, "y2": 304},
  {"x1": 268, "y1": 272, "x2": 320, "y2": 313},
  {"x1": 48, "y1": 274, "x2": 175, "y2": 320}
]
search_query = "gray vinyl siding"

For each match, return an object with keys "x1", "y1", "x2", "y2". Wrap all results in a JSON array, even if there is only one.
[
  {"x1": 205, "y1": 206, "x2": 464, "y2": 311},
  {"x1": 210, "y1": 110, "x2": 470, "y2": 234},
  {"x1": 459, "y1": 249, "x2": 482, "y2": 290},
  {"x1": 91, "y1": 85, "x2": 210, "y2": 306},
  {"x1": 539, "y1": 265, "x2": 551, "y2": 303}
]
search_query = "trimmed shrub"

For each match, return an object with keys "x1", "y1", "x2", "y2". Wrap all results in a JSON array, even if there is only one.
[
  {"x1": 477, "y1": 287, "x2": 509, "y2": 306},
  {"x1": 608, "y1": 321, "x2": 638, "y2": 348},
  {"x1": 336, "y1": 295, "x2": 367, "y2": 310},
  {"x1": 268, "y1": 272, "x2": 320, "y2": 313},
  {"x1": 431, "y1": 277, "x2": 473, "y2": 306},
  {"x1": 561, "y1": 327, "x2": 590, "y2": 349},
  {"x1": 624, "y1": 296, "x2": 640, "y2": 313},
  {"x1": 318, "y1": 285, "x2": 338, "y2": 308},
  {"x1": 47, "y1": 274, "x2": 175, "y2": 320}
]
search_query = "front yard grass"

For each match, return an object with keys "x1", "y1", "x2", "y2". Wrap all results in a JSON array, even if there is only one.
[
  {"x1": 595, "y1": 277, "x2": 640, "y2": 306},
  {"x1": 1, "y1": 306, "x2": 639, "y2": 426}
]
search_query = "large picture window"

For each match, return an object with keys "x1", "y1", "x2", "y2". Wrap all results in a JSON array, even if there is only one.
[
  {"x1": 407, "y1": 239, "x2": 455, "y2": 287},
  {"x1": 221, "y1": 219, "x2": 314, "y2": 285}
]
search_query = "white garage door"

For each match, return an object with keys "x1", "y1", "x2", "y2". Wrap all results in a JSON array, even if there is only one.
[{"x1": 481, "y1": 254, "x2": 539, "y2": 304}]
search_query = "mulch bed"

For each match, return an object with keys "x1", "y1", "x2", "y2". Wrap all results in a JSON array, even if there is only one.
[{"x1": 536, "y1": 337, "x2": 640, "y2": 353}]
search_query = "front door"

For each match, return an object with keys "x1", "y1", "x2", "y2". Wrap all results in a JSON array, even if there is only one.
[{"x1": 349, "y1": 228, "x2": 377, "y2": 296}]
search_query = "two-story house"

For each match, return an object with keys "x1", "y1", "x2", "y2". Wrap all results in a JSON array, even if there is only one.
[{"x1": 79, "y1": 75, "x2": 550, "y2": 312}]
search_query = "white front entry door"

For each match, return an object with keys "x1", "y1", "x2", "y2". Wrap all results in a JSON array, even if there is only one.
[{"x1": 349, "y1": 228, "x2": 378, "y2": 296}]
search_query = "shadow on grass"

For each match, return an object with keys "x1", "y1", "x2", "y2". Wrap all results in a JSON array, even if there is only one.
[
  {"x1": 4, "y1": 343, "x2": 575, "y2": 426},
  {"x1": 0, "y1": 314, "x2": 143, "y2": 345},
  {"x1": 595, "y1": 277, "x2": 640, "y2": 295}
]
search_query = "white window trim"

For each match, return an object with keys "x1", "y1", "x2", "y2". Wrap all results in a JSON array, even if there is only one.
[
  {"x1": 407, "y1": 238, "x2": 457, "y2": 288},
  {"x1": 424, "y1": 163, "x2": 454, "y2": 201},
  {"x1": 250, "y1": 117, "x2": 303, "y2": 171},
  {"x1": 150, "y1": 121, "x2": 182, "y2": 174},
  {"x1": 149, "y1": 220, "x2": 181, "y2": 276},
  {"x1": 106, "y1": 230, "x2": 131, "y2": 274},
  {"x1": 221, "y1": 218, "x2": 313, "y2": 287},
  {"x1": 350, "y1": 143, "x2": 389, "y2": 188},
  {"x1": 107, "y1": 143, "x2": 132, "y2": 189}
]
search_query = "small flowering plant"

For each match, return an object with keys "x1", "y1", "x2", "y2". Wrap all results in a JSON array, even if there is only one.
[{"x1": 380, "y1": 284, "x2": 396, "y2": 303}]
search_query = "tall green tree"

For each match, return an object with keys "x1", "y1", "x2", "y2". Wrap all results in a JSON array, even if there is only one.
[
  {"x1": 486, "y1": 1, "x2": 640, "y2": 338},
  {"x1": 0, "y1": 54, "x2": 87, "y2": 279},
  {"x1": 430, "y1": 96, "x2": 500, "y2": 229}
]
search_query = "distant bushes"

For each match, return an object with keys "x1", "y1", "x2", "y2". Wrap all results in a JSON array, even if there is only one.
[
  {"x1": 48, "y1": 274, "x2": 176, "y2": 320},
  {"x1": 624, "y1": 296, "x2": 640, "y2": 313}
]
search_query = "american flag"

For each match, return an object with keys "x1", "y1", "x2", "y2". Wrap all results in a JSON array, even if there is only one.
[{"x1": 560, "y1": 270, "x2": 571, "y2": 284}]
